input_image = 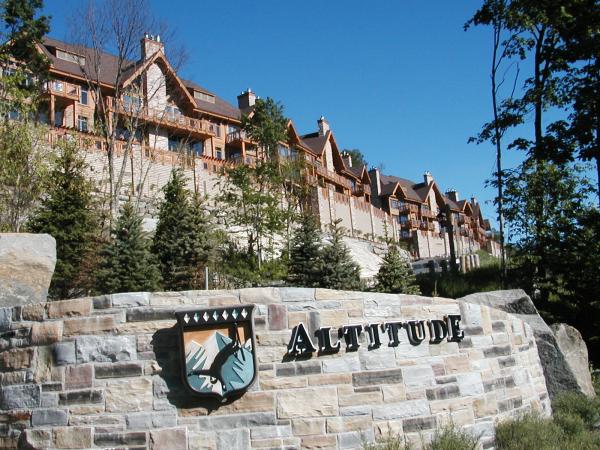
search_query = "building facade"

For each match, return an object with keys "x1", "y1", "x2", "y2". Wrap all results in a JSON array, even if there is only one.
[{"x1": 19, "y1": 34, "x2": 499, "y2": 260}]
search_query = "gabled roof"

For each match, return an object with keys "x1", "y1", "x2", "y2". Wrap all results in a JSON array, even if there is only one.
[
  {"x1": 442, "y1": 195, "x2": 460, "y2": 211},
  {"x1": 299, "y1": 132, "x2": 328, "y2": 157},
  {"x1": 348, "y1": 165, "x2": 371, "y2": 184},
  {"x1": 40, "y1": 36, "x2": 241, "y2": 121},
  {"x1": 456, "y1": 199, "x2": 474, "y2": 215},
  {"x1": 379, "y1": 174, "x2": 422, "y2": 202},
  {"x1": 286, "y1": 121, "x2": 314, "y2": 154}
]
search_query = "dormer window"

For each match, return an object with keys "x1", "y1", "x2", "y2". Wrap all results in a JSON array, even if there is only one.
[
  {"x1": 56, "y1": 49, "x2": 85, "y2": 66},
  {"x1": 193, "y1": 90, "x2": 215, "y2": 104}
]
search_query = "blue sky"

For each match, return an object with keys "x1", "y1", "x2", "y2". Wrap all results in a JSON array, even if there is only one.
[{"x1": 43, "y1": 0, "x2": 535, "y2": 226}]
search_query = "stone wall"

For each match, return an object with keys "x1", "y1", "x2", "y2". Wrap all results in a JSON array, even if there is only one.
[{"x1": 0, "y1": 288, "x2": 550, "y2": 450}]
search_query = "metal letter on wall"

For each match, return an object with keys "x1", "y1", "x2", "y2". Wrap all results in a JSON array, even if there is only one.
[{"x1": 176, "y1": 305, "x2": 257, "y2": 400}]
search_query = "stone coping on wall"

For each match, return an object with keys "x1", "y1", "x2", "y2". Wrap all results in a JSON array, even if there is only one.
[{"x1": 0, "y1": 288, "x2": 551, "y2": 450}]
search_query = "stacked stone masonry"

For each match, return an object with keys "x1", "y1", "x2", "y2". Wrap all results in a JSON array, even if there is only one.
[{"x1": 0, "y1": 288, "x2": 550, "y2": 449}]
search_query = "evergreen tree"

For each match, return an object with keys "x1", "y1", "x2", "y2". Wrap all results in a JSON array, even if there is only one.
[
  {"x1": 96, "y1": 202, "x2": 161, "y2": 294},
  {"x1": 0, "y1": 0, "x2": 50, "y2": 79},
  {"x1": 375, "y1": 245, "x2": 420, "y2": 295},
  {"x1": 317, "y1": 219, "x2": 362, "y2": 291},
  {"x1": 28, "y1": 139, "x2": 99, "y2": 299},
  {"x1": 153, "y1": 169, "x2": 210, "y2": 290},
  {"x1": 287, "y1": 213, "x2": 322, "y2": 287}
]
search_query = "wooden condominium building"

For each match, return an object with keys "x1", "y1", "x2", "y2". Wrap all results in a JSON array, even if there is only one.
[{"x1": 14, "y1": 34, "x2": 499, "y2": 260}]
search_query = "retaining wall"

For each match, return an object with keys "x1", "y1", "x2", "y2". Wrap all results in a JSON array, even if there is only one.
[{"x1": 0, "y1": 288, "x2": 550, "y2": 449}]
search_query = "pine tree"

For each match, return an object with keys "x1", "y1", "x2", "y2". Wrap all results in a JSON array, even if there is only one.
[
  {"x1": 96, "y1": 202, "x2": 161, "y2": 294},
  {"x1": 317, "y1": 219, "x2": 362, "y2": 291},
  {"x1": 28, "y1": 139, "x2": 100, "y2": 299},
  {"x1": 375, "y1": 245, "x2": 420, "y2": 294},
  {"x1": 153, "y1": 169, "x2": 210, "y2": 290},
  {"x1": 287, "y1": 213, "x2": 322, "y2": 287}
]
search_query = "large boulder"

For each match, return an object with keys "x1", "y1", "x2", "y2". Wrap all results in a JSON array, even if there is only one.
[
  {"x1": 551, "y1": 323, "x2": 596, "y2": 397},
  {"x1": 459, "y1": 289, "x2": 595, "y2": 399},
  {"x1": 0, "y1": 233, "x2": 56, "y2": 307}
]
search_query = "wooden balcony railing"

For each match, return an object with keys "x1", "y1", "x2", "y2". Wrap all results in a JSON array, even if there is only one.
[
  {"x1": 396, "y1": 203, "x2": 419, "y2": 214},
  {"x1": 45, "y1": 80, "x2": 79, "y2": 100},
  {"x1": 312, "y1": 163, "x2": 352, "y2": 190},
  {"x1": 226, "y1": 130, "x2": 249, "y2": 144},
  {"x1": 352, "y1": 184, "x2": 371, "y2": 196},
  {"x1": 105, "y1": 98, "x2": 219, "y2": 138}
]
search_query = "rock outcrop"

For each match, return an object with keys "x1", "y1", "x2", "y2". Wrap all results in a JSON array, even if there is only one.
[
  {"x1": 459, "y1": 289, "x2": 595, "y2": 399},
  {"x1": 0, "y1": 234, "x2": 56, "y2": 307},
  {"x1": 551, "y1": 323, "x2": 596, "y2": 397}
]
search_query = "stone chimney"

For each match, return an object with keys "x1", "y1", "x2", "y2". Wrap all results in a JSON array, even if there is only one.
[
  {"x1": 368, "y1": 167, "x2": 382, "y2": 208},
  {"x1": 342, "y1": 151, "x2": 352, "y2": 168},
  {"x1": 446, "y1": 189, "x2": 459, "y2": 202},
  {"x1": 141, "y1": 33, "x2": 164, "y2": 60},
  {"x1": 471, "y1": 196, "x2": 478, "y2": 205},
  {"x1": 318, "y1": 116, "x2": 330, "y2": 136},
  {"x1": 237, "y1": 89, "x2": 256, "y2": 110},
  {"x1": 424, "y1": 171, "x2": 434, "y2": 185}
]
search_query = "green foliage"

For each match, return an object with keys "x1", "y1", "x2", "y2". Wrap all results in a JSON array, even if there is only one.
[
  {"x1": 217, "y1": 161, "x2": 285, "y2": 270},
  {"x1": 153, "y1": 169, "x2": 211, "y2": 291},
  {"x1": 240, "y1": 97, "x2": 288, "y2": 160},
  {"x1": 552, "y1": 391, "x2": 600, "y2": 429},
  {"x1": 495, "y1": 412, "x2": 600, "y2": 450},
  {"x1": 27, "y1": 138, "x2": 100, "y2": 299},
  {"x1": 362, "y1": 427, "x2": 478, "y2": 450},
  {"x1": 417, "y1": 265, "x2": 505, "y2": 299},
  {"x1": 96, "y1": 202, "x2": 161, "y2": 294},
  {"x1": 343, "y1": 148, "x2": 367, "y2": 167},
  {"x1": 317, "y1": 219, "x2": 362, "y2": 291},
  {"x1": 0, "y1": 117, "x2": 49, "y2": 231},
  {"x1": 0, "y1": 0, "x2": 50, "y2": 78},
  {"x1": 287, "y1": 213, "x2": 323, "y2": 287},
  {"x1": 428, "y1": 427, "x2": 479, "y2": 450},
  {"x1": 213, "y1": 238, "x2": 287, "y2": 288},
  {"x1": 375, "y1": 245, "x2": 420, "y2": 294}
]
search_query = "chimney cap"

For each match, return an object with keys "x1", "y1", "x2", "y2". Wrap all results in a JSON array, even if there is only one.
[{"x1": 319, "y1": 115, "x2": 326, "y2": 121}]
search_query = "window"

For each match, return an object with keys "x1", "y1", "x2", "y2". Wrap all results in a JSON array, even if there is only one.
[
  {"x1": 191, "y1": 140, "x2": 204, "y2": 156},
  {"x1": 56, "y1": 49, "x2": 85, "y2": 66},
  {"x1": 193, "y1": 90, "x2": 215, "y2": 104},
  {"x1": 80, "y1": 86, "x2": 88, "y2": 105},
  {"x1": 77, "y1": 116, "x2": 88, "y2": 132},
  {"x1": 278, "y1": 145, "x2": 289, "y2": 158},
  {"x1": 168, "y1": 136, "x2": 182, "y2": 151},
  {"x1": 123, "y1": 94, "x2": 142, "y2": 111},
  {"x1": 54, "y1": 110, "x2": 64, "y2": 127},
  {"x1": 165, "y1": 105, "x2": 181, "y2": 120},
  {"x1": 215, "y1": 147, "x2": 222, "y2": 160}
]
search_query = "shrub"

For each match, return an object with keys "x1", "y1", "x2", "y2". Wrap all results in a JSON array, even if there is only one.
[
  {"x1": 428, "y1": 427, "x2": 478, "y2": 450},
  {"x1": 552, "y1": 391, "x2": 600, "y2": 428},
  {"x1": 495, "y1": 414, "x2": 564, "y2": 450},
  {"x1": 363, "y1": 427, "x2": 478, "y2": 450}
]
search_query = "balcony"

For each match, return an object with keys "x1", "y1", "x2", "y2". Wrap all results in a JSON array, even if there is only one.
[
  {"x1": 397, "y1": 203, "x2": 419, "y2": 214},
  {"x1": 352, "y1": 184, "x2": 371, "y2": 197},
  {"x1": 311, "y1": 162, "x2": 352, "y2": 190},
  {"x1": 106, "y1": 98, "x2": 218, "y2": 138},
  {"x1": 45, "y1": 80, "x2": 79, "y2": 100},
  {"x1": 226, "y1": 129, "x2": 249, "y2": 144}
]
